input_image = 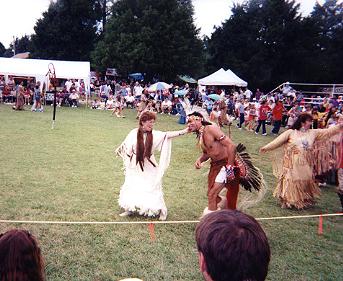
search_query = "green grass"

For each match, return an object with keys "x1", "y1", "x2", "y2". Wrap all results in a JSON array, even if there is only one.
[{"x1": 0, "y1": 104, "x2": 342, "y2": 281}]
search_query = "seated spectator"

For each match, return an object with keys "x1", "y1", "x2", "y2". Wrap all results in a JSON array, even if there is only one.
[
  {"x1": 145, "y1": 100, "x2": 156, "y2": 112},
  {"x1": 195, "y1": 209, "x2": 270, "y2": 281},
  {"x1": 57, "y1": 89, "x2": 65, "y2": 107},
  {"x1": 24, "y1": 87, "x2": 32, "y2": 105},
  {"x1": 112, "y1": 95, "x2": 125, "y2": 117},
  {"x1": 161, "y1": 99, "x2": 172, "y2": 114},
  {"x1": 125, "y1": 93, "x2": 135, "y2": 108},
  {"x1": 0, "y1": 229, "x2": 45, "y2": 281},
  {"x1": 69, "y1": 90, "x2": 79, "y2": 107},
  {"x1": 106, "y1": 96, "x2": 115, "y2": 109},
  {"x1": 155, "y1": 100, "x2": 162, "y2": 113},
  {"x1": 91, "y1": 98, "x2": 101, "y2": 109},
  {"x1": 2, "y1": 84, "x2": 11, "y2": 103}
]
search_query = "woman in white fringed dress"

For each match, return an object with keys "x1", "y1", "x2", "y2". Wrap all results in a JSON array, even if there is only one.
[{"x1": 116, "y1": 111, "x2": 189, "y2": 220}]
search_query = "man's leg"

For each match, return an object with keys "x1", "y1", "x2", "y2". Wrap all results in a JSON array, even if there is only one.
[
  {"x1": 208, "y1": 182, "x2": 225, "y2": 211},
  {"x1": 226, "y1": 180, "x2": 240, "y2": 209},
  {"x1": 274, "y1": 120, "x2": 281, "y2": 134},
  {"x1": 255, "y1": 120, "x2": 261, "y2": 133}
]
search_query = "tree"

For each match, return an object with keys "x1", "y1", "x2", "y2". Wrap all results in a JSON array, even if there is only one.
[
  {"x1": 94, "y1": 0, "x2": 115, "y2": 33},
  {"x1": 310, "y1": 0, "x2": 343, "y2": 82},
  {"x1": 207, "y1": 0, "x2": 321, "y2": 90},
  {"x1": 91, "y1": 0, "x2": 204, "y2": 81},
  {"x1": 30, "y1": 0, "x2": 100, "y2": 61},
  {"x1": 11, "y1": 35, "x2": 32, "y2": 54}
]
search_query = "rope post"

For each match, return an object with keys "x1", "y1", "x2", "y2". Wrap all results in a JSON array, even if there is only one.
[
  {"x1": 317, "y1": 214, "x2": 323, "y2": 235},
  {"x1": 148, "y1": 223, "x2": 156, "y2": 241}
]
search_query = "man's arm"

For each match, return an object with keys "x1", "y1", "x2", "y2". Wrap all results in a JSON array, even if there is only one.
[
  {"x1": 195, "y1": 153, "x2": 210, "y2": 169},
  {"x1": 165, "y1": 128, "x2": 189, "y2": 139}
]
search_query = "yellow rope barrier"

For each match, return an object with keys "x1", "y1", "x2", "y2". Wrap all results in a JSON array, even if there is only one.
[{"x1": 0, "y1": 213, "x2": 341, "y2": 225}]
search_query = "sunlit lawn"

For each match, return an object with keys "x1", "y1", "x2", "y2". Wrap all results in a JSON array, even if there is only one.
[{"x1": 0, "y1": 104, "x2": 342, "y2": 281}]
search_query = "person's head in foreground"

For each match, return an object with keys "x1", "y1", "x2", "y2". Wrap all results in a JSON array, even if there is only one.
[
  {"x1": 0, "y1": 229, "x2": 45, "y2": 281},
  {"x1": 195, "y1": 210, "x2": 270, "y2": 281}
]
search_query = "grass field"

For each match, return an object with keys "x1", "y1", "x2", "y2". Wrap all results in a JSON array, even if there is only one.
[{"x1": 0, "y1": 104, "x2": 342, "y2": 281}]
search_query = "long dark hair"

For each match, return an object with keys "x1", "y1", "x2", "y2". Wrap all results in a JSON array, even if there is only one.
[
  {"x1": 291, "y1": 113, "x2": 313, "y2": 130},
  {"x1": 136, "y1": 111, "x2": 156, "y2": 171},
  {"x1": 0, "y1": 229, "x2": 45, "y2": 281}
]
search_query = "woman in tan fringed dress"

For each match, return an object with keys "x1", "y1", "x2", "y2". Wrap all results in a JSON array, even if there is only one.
[{"x1": 260, "y1": 113, "x2": 343, "y2": 209}]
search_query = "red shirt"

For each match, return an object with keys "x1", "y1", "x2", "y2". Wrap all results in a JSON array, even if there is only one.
[
  {"x1": 259, "y1": 104, "x2": 271, "y2": 120},
  {"x1": 272, "y1": 102, "x2": 284, "y2": 121}
]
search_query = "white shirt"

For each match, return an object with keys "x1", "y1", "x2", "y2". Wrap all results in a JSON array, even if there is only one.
[
  {"x1": 126, "y1": 95, "x2": 135, "y2": 103},
  {"x1": 162, "y1": 100, "x2": 172, "y2": 107},
  {"x1": 65, "y1": 80, "x2": 72, "y2": 92},
  {"x1": 244, "y1": 89, "x2": 252, "y2": 99},
  {"x1": 134, "y1": 85, "x2": 143, "y2": 96}
]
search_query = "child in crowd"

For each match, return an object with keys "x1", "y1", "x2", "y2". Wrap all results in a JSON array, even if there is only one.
[
  {"x1": 210, "y1": 105, "x2": 220, "y2": 126},
  {"x1": 32, "y1": 83, "x2": 43, "y2": 112},
  {"x1": 112, "y1": 95, "x2": 125, "y2": 117},
  {"x1": 247, "y1": 103, "x2": 257, "y2": 131},
  {"x1": 91, "y1": 99, "x2": 100, "y2": 109},
  {"x1": 106, "y1": 96, "x2": 115, "y2": 110},
  {"x1": 136, "y1": 99, "x2": 146, "y2": 119},
  {"x1": 286, "y1": 105, "x2": 297, "y2": 128},
  {"x1": 24, "y1": 87, "x2": 32, "y2": 105}
]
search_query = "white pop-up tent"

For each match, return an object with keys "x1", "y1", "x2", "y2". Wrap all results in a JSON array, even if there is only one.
[
  {"x1": 0, "y1": 57, "x2": 91, "y2": 93},
  {"x1": 198, "y1": 68, "x2": 248, "y2": 87}
]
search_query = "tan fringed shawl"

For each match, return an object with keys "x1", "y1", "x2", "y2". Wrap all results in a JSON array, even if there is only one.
[
  {"x1": 268, "y1": 126, "x2": 342, "y2": 180},
  {"x1": 264, "y1": 125, "x2": 342, "y2": 209}
]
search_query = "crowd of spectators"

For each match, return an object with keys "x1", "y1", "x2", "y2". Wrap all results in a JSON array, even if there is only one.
[
  {"x1": 0, "y1": 75, "x2": 86, "y2": 110},
  {"x1": 91, "y1": 79, "x2": 342, "y2": 133},
  {"x1": 1, "y1": 75, "x2": 342, "y2": 132}
]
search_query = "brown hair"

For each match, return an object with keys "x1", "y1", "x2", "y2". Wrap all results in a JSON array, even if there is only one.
[
  {"x1": 195, "y1": 210, "x2": 270, "y2": 281},
  {"x1": 291, "y1": 113, "x2": 313, "y2": 130},
  {"x1": 136, "y1": 111, "x2": 156, "y2": 171},
  {"x1": 0, "y1": 229, "x2": 45, "y2": 281}
]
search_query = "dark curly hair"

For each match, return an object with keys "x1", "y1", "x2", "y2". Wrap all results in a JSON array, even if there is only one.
[{"x1": 291, "y1": 113, "x2": 313, "y2": 130}]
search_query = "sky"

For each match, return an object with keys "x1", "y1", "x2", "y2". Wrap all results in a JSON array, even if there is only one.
[{"x1": 0, "y1": 0, "x2": 326, "y2": 49}]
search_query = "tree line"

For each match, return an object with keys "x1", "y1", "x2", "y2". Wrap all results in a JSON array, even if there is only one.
[{"x1": 0, "y1": 0, "x2": 342, "y2": 90}]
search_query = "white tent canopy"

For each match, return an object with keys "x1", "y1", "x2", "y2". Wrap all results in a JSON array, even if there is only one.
[
  {"x1": 0, "y1": 57, "x2": 91, "y2": 93},
  {"x1": 198, "y1": 68, "x2": 248, "y2": 87}
]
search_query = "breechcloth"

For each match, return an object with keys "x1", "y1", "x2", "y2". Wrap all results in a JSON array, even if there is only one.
[{"x1": 208, "y1": 158, "x2": 240, "y2": 209}]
